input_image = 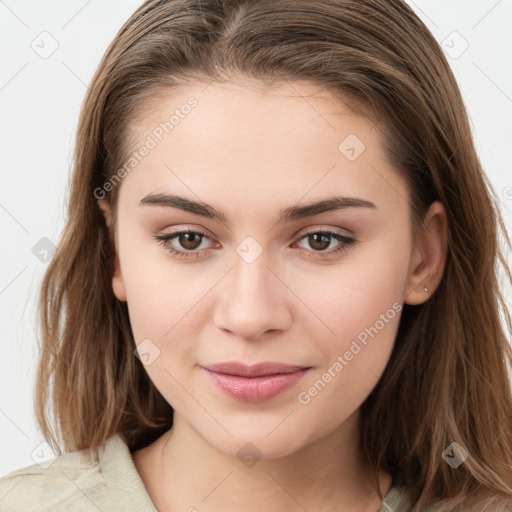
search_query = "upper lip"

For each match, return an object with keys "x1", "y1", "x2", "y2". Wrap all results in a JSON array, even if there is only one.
[{"x1": 202, "y1": 362, "x2": 310, "y2": 377}]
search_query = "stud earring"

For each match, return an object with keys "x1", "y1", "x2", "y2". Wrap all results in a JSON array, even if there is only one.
[{"x1": 424, "y1": 286, "x2": 429, "y2": 293}]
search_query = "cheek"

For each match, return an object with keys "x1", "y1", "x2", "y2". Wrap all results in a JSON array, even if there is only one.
[
  {"x1": 295, "y1": 279, "x2": 402, "y2": 435},
  {"x1": 294, "y1": 237, "x2": 407, "y2": 400},
  {"x1": 116, "y1": 224, "x2": 206, "y2": 341},
  {"x1": 120, "y1": 250, "x2": 204, "y2": 403},
  {"x1": 301, "y1": 280, "x2": 401, "y2": 401},
  {"x1": 302, "y1": 239, "x2": 407, "y2": 349}
]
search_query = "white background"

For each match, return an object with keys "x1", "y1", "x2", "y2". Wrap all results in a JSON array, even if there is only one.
[{"x1": 1, "y1": 0, "x2": 511, "y2": 475}]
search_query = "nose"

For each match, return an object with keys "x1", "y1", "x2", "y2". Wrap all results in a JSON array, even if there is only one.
[{"x1": 212, "y1": 250, "x2": 292, "y2": 342}]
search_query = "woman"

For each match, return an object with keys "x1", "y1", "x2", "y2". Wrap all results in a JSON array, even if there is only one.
[{"x1": 1, "y1": 0, "x2": 511, "y2": 510}]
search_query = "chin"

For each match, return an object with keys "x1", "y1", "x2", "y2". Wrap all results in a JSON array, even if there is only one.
[{"x1": 194, "y1": 417, "x2": 310, "y2": 462}]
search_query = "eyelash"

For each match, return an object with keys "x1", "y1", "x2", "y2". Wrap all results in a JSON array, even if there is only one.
[{"x1": 154, "y1": 228, "x2": 356, "y2": 260}]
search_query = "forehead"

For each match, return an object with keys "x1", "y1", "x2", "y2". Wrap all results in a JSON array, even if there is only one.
[{"x1": 117, "y1": 80, "x2": 408, "y2": 216}]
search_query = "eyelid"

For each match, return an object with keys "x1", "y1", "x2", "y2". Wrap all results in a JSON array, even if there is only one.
[
  {"x1": 157, "y1": 224, "x2": 353, "y2": 241},
  {"x1": 297, "y1": 225, "x2": 353, "y2": 238},
  {"x1": 157, "y1": 224, "x2": 214, "y2": 237}
]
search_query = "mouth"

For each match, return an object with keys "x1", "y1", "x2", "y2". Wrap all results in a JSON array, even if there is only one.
[{"x1": 201, "y1": 361, "x2": 312, "y2": 402}]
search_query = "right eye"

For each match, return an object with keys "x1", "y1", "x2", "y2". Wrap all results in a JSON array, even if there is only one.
[{"x1": 154, "y1": 229, "x2": 219, "y2": 259}]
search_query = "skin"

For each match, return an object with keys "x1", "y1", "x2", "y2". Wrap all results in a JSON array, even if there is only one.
[{"x1": 99, "y1": 80, "x2": 447, "y2": 512}]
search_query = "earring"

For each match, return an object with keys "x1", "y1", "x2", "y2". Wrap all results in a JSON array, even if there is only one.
[{"x1": 424, "y1": 286, "x2": 429, "y2": 293}]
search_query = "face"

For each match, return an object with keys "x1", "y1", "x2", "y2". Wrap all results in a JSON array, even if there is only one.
[{"x1": 105, "y1": 80, "x2": 422, "y2": 460}]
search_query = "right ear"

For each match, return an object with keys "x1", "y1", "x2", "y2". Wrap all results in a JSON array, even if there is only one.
[{"x1": 97, "y1": 199, "x2": 127, "y2": 302}]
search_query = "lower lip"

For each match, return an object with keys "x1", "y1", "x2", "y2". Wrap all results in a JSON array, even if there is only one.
[{"x1": 202, "y1": 368, "x2": 310, "y2": 403}]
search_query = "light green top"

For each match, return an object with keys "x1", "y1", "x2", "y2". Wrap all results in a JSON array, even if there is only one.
[{"x1": 0, "y1": 433, "x2": 412, "y2": 511}]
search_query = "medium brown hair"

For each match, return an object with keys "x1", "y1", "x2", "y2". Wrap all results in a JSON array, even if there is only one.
[{"x1": 35, "y1": 0, "x2": 512, "y2": 509}]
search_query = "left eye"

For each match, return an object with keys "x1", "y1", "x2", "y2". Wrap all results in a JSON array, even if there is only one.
[
  {"x1": 295, "y1": 230, "x2": 353, "y2": 252},
  {"x1": 154, "y1": 229, "x2": 356, "y2": 259}
]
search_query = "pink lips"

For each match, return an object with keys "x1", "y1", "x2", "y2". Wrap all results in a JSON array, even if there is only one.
[{"x1": 201, "y1": 362, "x2": 311, "y2": 402}]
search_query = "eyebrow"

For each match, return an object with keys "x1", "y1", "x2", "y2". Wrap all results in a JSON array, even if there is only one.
[{"x1": 139, "y1": 193, "x2": 377, "y2": 225}]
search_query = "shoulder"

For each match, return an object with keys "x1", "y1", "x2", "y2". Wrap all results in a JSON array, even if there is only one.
[
  {"x1": 379, "y1": 482, "x2": 413, "y2": 512},
  {"x1": 0, "y1": 433, "x2": 155, "y2": 512},
  {"x1": 379, "y1": 481, "x2": 458, "y2": 512}
]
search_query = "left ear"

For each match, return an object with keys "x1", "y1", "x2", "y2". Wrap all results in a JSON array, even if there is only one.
[{"x1": 404, "y1": 200, "x2": 448, "y2": 305}]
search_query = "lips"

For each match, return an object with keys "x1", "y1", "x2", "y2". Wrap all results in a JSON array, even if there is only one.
[
  {"x1": 203, "y1": 361, "x2": 309, "y2": 377},
  {"x1": 201, "y1": 361, "x2": 311, "y2": 402}
]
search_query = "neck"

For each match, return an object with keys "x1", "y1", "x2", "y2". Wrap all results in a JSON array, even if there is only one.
[{"x1": 133, "y1": 410, "x2": 392, "y2": 512}]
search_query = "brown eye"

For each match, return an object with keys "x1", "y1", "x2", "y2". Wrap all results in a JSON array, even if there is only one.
[
  {"x1": 154, "y1": 229, "x2": 217, "y2": 259},
  {"x1": 294, "y1": 229, "x2": 356, "y2": 259},
  {"x1": 307, "y1": 233, "x2": 331, "y2": 251},
  {"x1": 154, "y1": 227, "x2": 355, "y2": 261},
  {"x1": 178, "y1": 232, "x2": 203, "y2": 250}
]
